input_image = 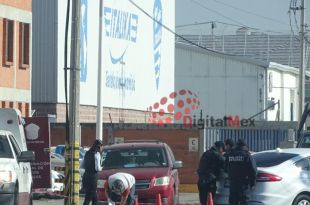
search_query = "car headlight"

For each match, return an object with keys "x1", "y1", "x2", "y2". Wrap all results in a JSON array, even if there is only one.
[
  {"x1": 0, "y1": 171, "x2": 12, "y2": 183},
  {"x1": 97, "y1": 179, "x2": 106, "y2": 189},
  {"x1": 154, "y1": 176, "x2": 170, "y2": 186}
]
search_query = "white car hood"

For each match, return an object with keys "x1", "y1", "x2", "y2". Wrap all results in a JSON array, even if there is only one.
[{"x1": 0, "y1": 158, "x2": 16, "y2": 171}]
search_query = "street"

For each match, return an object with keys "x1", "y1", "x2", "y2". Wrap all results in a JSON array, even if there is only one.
[{"x1": 33, "y1": 193, "x2": 199, "y2": 205}]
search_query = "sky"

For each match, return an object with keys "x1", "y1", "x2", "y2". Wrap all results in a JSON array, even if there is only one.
[{"x1": 176, "y1": 0, "x2": 310, "y2": 35}]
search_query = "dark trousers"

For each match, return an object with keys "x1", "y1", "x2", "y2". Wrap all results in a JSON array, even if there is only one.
[
  {"x1": 229, "y1": 181, "x2": 248, "y2": 205},
  {"x1": 197, "y1": 178, "x2": 216, "y2": 205},
  {"x1": 109, "y1": 184, "x2": 136, "y2": 205},
  {"x1": 83, "y1": 172, "x2": 98, "y2": 205}
]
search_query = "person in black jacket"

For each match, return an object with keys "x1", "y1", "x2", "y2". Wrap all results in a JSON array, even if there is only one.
[
  {"x1": 197, "y1": 141, "x2": 225, "y2": 205},
  {"x1": 224, "y1": 139, "x2": 235, "y2": 172},
  {"x1": 82, "y1": 139, "x2": 104, "y2": 205},
  {"x1": 227, "y1": 139, "x2": 257, "y2": 205}
]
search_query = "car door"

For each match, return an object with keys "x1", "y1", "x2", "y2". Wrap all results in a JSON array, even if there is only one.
[
  {"x1": 8, "y1": 135, "x2": 27, "y2": 195},
  {"x1": 166, "y1": 146, "x2": 179, "y2": 190},
  {"x1": 293, "y1": 157, "x2": 310, "y2": 190}
]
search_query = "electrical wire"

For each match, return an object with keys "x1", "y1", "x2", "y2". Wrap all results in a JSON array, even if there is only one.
[
  {"x1": 176, "y1": 20, "x2": 292, "y2": 35},
  {"x1": 176, "y1": 20, "x2": 256, "y2": 30},
  {"x1": 189, "y1": 0, "x2": 249, "y2": 28},
  {"x1": 64, "y1": 0, "x2": 71, "y2": 202},
  {"x1": 128, "y1": 0, "x2": 241, "y2": 56},
  {"x1": 213, "y1": 0, "x2": 289, "y2": 27}
]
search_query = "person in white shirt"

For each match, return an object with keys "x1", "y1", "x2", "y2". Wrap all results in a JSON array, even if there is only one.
[
  {"x1": 82, "y1": 139, "x2": 103, "y2": 205},
  {"x1": 104, "y1": 172, "x2": 136, "y2": 205}
]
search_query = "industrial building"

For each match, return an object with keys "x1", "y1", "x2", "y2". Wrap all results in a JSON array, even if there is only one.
[
  {"x1": 171, "y1": 43, "x2": 309, "y2": 122},
  {"x1": 31, "y1": 0, "x2": 175, "y2": 123},
  {"x1": 0, "y1": 0, "x2": 32, "y2": 117}
]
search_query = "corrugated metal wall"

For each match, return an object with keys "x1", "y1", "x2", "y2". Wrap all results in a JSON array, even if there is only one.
[
  {"x1": 205, "y1": 128, "x2": 290, "y2": 152},
  {"x1": 32, "y1": 0, "x2": 58, "y2": 103}
]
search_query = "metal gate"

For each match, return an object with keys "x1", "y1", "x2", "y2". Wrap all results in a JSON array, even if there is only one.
[{"x1": 204, "y1": 122, "x2": 297, "y2": 152}]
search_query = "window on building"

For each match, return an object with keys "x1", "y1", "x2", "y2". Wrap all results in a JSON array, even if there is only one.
[
  {"x1": 2, "y1": 19, "x2": 14, "y2": 65},
  {"x1": 19, "y1": 23, "x2": 30, "y2": 67},
  {"x1": 9, "y1": 102, "x2": 13, "y2": 108}
]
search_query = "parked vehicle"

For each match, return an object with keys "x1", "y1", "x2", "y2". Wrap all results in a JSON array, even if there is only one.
[
  {"x1": 97, "y1": 141, "x2": 182, "y2": 205},
  {"x1": 0, "y1": 108, "x2": 34, "y2": 205},
  {"x1": 215, "y1": 148, "x2": 310, "y2": 205},
  {"x1": 0, "y1": 130, "x2": 34, "y2": 205},
  {"x1": 54, "y1": 144, "x2": 86, "y2": 161}
]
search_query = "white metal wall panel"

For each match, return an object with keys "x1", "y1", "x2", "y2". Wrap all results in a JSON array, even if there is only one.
[
  {"x1": 175, "y1": 43, "x2": 266, "y2": 120},
  {"x1": 32, "y1": 0, "x2": 57, "y2": 103}
]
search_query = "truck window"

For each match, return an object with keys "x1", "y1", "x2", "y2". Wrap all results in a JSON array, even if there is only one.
[
  {"x1": 0, "y1": 135, "x2": 14, "y2": 158},
  {"x1": 9, "y1": 135, "x2": 21, "y2": 157}
]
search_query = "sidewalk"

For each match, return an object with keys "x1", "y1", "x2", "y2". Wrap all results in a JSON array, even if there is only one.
[{"x1": 179, "y1": 192, "x2": 199, "y2": 204}]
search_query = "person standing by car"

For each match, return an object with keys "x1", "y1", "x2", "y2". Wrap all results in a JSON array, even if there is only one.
[
  {"x1": 197, "y1": 141, "x2": 225, "y2": 204},
  {"x1": 227, "y1": 139, "x2": 257, "y2": 205},
  {"x1": 81, "y1": 139, "x2": 103, "y2": 205},
  {"x1": 104, "y1": 172, "x2": 136, "y2": 205}
]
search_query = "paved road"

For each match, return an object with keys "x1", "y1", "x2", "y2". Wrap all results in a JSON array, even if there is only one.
[{"x1": 33, "y1": 193, "x2": 199, "y2": 205}]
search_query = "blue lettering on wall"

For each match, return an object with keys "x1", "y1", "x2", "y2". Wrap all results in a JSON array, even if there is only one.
[
  {"x1": 104, "y1": 7, "x2": 138, "y2": 43},
  {"x1": 80, "y1": 0, "x2": 88, "y2": 82},
  {"x1": 105, "y1": 71, "x2": 136, "y2": 91},
  {"x1": 153, "y1": 0, "x2": 162, "y2": 90}
]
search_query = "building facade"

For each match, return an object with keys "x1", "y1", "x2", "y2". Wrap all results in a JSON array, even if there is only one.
[
  {"x1": 32, "y1": 0, "x2": 175, "y2": 123},
  {"x1": 0, "y1": 0, "x2": 32, "y2": 117},
  {"x1": 174, "y1": 43, "x2": 307, "y2": 122}
]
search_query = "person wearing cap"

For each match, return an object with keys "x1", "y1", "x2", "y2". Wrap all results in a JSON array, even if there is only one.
[
  {"x1": 104, "y1": 172, "x2": 136, "y2": 205},
  {"x1": 227, "y1": 139, "x2": 257, "y2": 205},
  {"x1": 82, "y1": 139, "x2": 104, "y2": 205},
  {"x1": 197, "y1": 141, "x2": 225, "y2": 205}
]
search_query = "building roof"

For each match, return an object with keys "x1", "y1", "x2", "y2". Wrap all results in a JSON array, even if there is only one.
[
  {"x1": 176, "y1": 42, "x2": 269, "y2": 68},
  {"x1": 176, "y1": 33, "x2": 310, "y2": 70}
]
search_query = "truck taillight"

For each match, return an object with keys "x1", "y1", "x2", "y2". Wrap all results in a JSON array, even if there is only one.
[{"x1": 256, "y1": 172, "x2": 282, "y2": 182}]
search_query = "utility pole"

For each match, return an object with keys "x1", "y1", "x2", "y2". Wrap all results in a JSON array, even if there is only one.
[
  {"x1": 96, "y1": 0, "x2": 103, "y2": 140},
  {"x1": 65, "y1": 0, "x2": 81, "y2": 204},
  {"x1": 298, "y1": 0, "x2": 306, "y2": 125},
  {"x1": 211, "y1": 22, "x2": 216, "y2": 50}
]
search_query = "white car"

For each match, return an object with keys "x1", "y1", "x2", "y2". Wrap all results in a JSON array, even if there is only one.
[
  {"x1": 0, "y1": 130, "x2": 34, "y2": 205},
  {"x1": 215, "y1": 148, "x2": 310, "y2": 205}
]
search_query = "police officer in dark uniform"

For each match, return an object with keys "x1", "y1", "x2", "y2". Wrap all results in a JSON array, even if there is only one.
[
  {"x1": 224, "y1": 139, "x2": 235, "y2": 172},
  {"x1": 197, "y1": 141, "x2": 225, "y2": 205},
  {"x1": 227, "y1": 139, "x2": 257, "y2": 205},
  {"x1": 82, "y1": 139, "x2": 104, "y2": 205}
]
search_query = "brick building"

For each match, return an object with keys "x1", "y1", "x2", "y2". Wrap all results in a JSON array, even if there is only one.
[{"x1": 0, "y1": 0, "x2": 32, "y2": 117}]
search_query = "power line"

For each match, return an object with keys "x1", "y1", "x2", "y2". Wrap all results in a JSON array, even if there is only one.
[
  {"x1": 189, "y1": 0, "x2": 249, "y2": 28},
  {"x1": 127, "y1": 0, "x2": 239, "y2": 56},
  {"x1": 213, "y1": 0, "x2": 290, "y2": 26},
  {"x1": 176, "y1": 20, "x2": 256, "y2": 29},
  {"x1": 176, "y1": 20, "x2": 292, "y2": 35}
]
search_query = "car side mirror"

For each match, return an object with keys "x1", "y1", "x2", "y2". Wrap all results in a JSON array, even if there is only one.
[
  {"x1": 173, "y1": 161, "x2": 183, "y2": 169},
  {"x1": 18, "y1": 151, "x2": 35, "y2": 162}
]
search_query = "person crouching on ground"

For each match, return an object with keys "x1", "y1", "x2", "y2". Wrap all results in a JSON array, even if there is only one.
[{"x1": 105, "y1": 172, "x2": 136, "y2": 205}]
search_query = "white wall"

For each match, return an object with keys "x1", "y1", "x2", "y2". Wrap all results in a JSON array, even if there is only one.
[
  {"x1": 56, "y1": 0, "x2": 175, "y2": 111},
  {"x1": 267, "y1": 68, "x2": 298, "y2": 121},
  {"x1": 175, "y1": 44, "x2": 266, "y2": 121}
]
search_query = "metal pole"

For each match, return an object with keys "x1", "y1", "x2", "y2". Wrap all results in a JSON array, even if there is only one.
[
  {"x1": 68, "y1": 0, "x2": 81, "y2": 204},
  {"x1": 298, "y1": 0, "x2": 305, "y2": 125},
  {"x1": 96, "y1": 0, "x2": 103, "y2": 140}
]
